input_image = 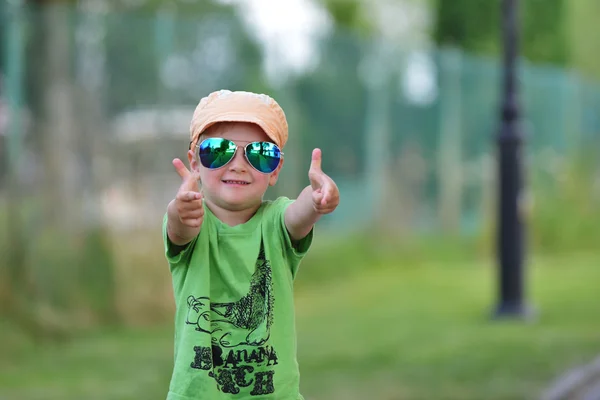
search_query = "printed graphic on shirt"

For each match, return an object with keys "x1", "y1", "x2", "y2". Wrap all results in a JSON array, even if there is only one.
[{"x1": 185, "y1": 243, "x2": 279, "y2": 396}]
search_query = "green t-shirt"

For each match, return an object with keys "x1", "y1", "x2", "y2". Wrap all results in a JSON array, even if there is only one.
[{"x1": 162, "y1": 197, "x2": 312, "y2": 400}]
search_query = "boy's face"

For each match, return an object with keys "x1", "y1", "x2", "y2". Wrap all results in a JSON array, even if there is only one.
[{"x1": 187, "y1": 122, "x2": 283, "y2": 212}]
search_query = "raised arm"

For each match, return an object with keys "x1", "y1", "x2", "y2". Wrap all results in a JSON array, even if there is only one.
[{"x1": 284, "y1": 149, "x2": 340, "y2": 241}]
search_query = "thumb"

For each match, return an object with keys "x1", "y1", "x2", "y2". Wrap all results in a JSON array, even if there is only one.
[
  {"x1": 310, "y1": 148, "x2": 322, "y2": 172},
  {"x1": 309, "y1": 148, "x2": 323, "y2": 190}
]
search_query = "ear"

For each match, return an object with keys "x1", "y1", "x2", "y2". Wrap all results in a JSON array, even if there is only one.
[
  {"x1": 268, "y1": 157, "x2": 284, "y2": 186},
  {"x1": 188, "y1": 149, "x2": 200, "y2": 172}
]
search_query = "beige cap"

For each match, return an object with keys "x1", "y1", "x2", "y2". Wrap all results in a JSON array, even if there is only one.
[{"x1": 189, "y1": 90, "x2": 289, "y2": 150}]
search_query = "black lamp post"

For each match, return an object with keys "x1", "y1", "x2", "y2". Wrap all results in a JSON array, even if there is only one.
[{"x1": 494, "y1": 0, "x2": 531, "y2": 319}]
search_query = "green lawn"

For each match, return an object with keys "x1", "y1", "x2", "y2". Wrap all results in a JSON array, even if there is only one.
[{"x1": 1, "y1": 253, "x2": 599, "y2": 400}]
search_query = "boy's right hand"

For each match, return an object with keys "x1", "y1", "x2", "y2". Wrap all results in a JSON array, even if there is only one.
[{"x1": 172, "y1": 158, "x2": 204, "y2": 228}]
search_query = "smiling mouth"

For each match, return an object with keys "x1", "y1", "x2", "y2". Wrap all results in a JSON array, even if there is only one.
[{"x1": 222, "y1": 180, "x2": 250, "y2": 185}]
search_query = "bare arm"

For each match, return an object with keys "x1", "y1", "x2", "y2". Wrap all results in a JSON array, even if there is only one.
[
  {"x1": 284, "y1": 186, "x2": 322, "y2": 241},
  {"x1": 284, "y1": 149, "x2": 340, "y2": 241}
]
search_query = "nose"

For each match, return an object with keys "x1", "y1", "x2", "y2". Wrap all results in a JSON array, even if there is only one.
[{"x1": 228, "y1": 147, "x2": 248, "y2": 172}]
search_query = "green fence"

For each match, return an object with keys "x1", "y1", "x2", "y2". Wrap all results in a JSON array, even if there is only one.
[{"x1": 2, "y1": 3, "x2": 600, "y2": 237}]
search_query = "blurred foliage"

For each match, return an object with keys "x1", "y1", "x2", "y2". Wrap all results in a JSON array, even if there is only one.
[
  {"x1": 434, "y1": 0, "x2": 501, "y2": 56},
  {"x1": 521, "y1": 0, "x2": 568, "y2": 66},
  {"x1": 529, "y1": 151, "x2": 600, "y2": 252},
  {"x1": 433, "y1": 0, "x2": 600, "y2": 79},
  {"x1": 104, "y1": 9, "x2": 265, "y2": 114},
  {"x1": 1, "y1": 201, "x2": 118, "y2": 340},
  {"x1": 108, "y1": 0, "x2": 229, "y2": 14},
  {"x1": 5, "y1": 0, "x2": 600, "y2": 79},
  {"x1": 298, "y1": 232, "x2": 484, "y2": 286},
  {"x1": 477, "y1": 153, "x2": 600, "y2": 259},
  {"x1": 567, "y1": 0, "x2": 600, "y2": 79},
  {"x1": 434, "y1": 0, "x2": 568, "y2": 66},
  {"x1": 319, "y1": 0, "x2": 374, "y2": 37}
]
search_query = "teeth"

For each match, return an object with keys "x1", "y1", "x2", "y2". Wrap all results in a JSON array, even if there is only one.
[{"x1": 224, "y1": 180, "x2": 248, "y2": 185}]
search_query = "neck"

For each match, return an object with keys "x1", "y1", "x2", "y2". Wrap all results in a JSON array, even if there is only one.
[{"x1": 204, "y1": 199, "x2": 262, "y2": 227}]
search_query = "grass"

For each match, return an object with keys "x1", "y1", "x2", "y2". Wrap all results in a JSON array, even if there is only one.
[
  {"x1": 1, "y1": 252, "x2": 599, "y2": 400},
  {"x1": 294, "y1": 252, "x2": 600, "y2": 399}
]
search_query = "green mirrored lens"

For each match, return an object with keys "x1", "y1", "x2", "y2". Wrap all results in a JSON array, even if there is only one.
[
  {"x1": 198, "y1": 138, "x2": 236, "y2": 169},
  {"x1": 245, "y1": 142, "x2": 281, "y2": 173}
]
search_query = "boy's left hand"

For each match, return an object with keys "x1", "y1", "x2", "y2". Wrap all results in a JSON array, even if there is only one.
[{"x1": 308, "y1": 148, "x2": 340, "y2": 214}]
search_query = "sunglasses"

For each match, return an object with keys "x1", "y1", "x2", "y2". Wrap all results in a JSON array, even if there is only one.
[{"x1": 196, "y1": 138, "x2": 283, "y2": 174}]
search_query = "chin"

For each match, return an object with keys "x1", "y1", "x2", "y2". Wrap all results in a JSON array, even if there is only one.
[{"x1": 220, "y1": 195, "x2": 262, "y2": 211}]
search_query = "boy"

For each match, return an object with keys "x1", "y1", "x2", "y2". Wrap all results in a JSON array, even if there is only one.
[{"x1": 163, "y1": 90, "x2": 340, "y2": 399}]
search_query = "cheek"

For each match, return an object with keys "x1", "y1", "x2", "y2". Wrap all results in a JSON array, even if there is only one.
[
  {"x1": 252, "y1": 171, "x2": 272, "y2": 188},
  {"x1": 199, "y1": 169, "x2": 222, "y2": 186}
]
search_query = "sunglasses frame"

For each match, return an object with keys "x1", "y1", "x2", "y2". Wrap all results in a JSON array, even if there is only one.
[{"x1": 196, "y1": 137, "x2": 284, "y2": 174}]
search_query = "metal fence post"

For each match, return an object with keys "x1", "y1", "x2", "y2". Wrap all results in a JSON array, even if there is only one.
[{"x1": 494, "y1": 0, "x2": 533, "y2": 319}]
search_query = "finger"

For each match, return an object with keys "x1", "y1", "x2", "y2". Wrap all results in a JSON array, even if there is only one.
[
  {"x1": 312, "y1": 204, "x2": 332, "y2": 214},
  {"x1": 312, "y1": 189, "x2": 324, "y2": 207},
  {"x1": 321, "y1": 183, "x2": 339, "y2": 206},
  {"x1": 313, "y1": 200, "x2": 337, "y2": 213},
  {"x1": 178, "y1": 199, "x2": 204, "y2": 214},
  {"x1": 177, "y1": 191, "x2": 202, "y2": 202},
  {"x1": 179, "y1": 208, "x2": 204, "y2": 220},
  {"x1": 173, "y1": 158, "x2": 191, "y2": 180},
  {"x1": 181, "y1": 171, "x2": 201, "y2": 193},
  {"x1": 316, "y1": 207, "x2": 336, "y2": 215},
  {"x1": 180, "y1": 218, "x2": 203, "y2": 228}
]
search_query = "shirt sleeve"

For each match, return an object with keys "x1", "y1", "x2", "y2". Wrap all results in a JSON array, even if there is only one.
[{"x1": 162, "y1": 212, "x2": 198, "y2": 268}]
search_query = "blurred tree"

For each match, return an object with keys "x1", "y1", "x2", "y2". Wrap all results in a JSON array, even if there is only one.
[
  {"x1": 24, "y1": 1, "x2": 77, "y2": 227},
  {"x1": 3, "y1": 0, "x2": 85, "y2": 339},
  {"x1": 319, "y1": 0, "x2": 374, "y2": 36},
  {"x1": 5, "y1": 0, "x2": 267, "y2": 338},
  {"x1": 567, "y1": 0, "x2": 600, "y2": 79},
  {"x1": 0, "y1": 2, "x2": 5, "y2": 75},
  {"x1": 433, "y1": 0, "x2": 568, "y2": 66},
  {"x1": 434, "y1": 0, "x2": 499, "y2": 55},
  {"x1": 522, "y1": 0, "x2": 567, "y2": 65},
  {"x1": 104, "y1": 4, "x2": 264, "y2": 113},
  {"x1": 110, "y1": 0, "x2": 226, "y2": 14}
]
